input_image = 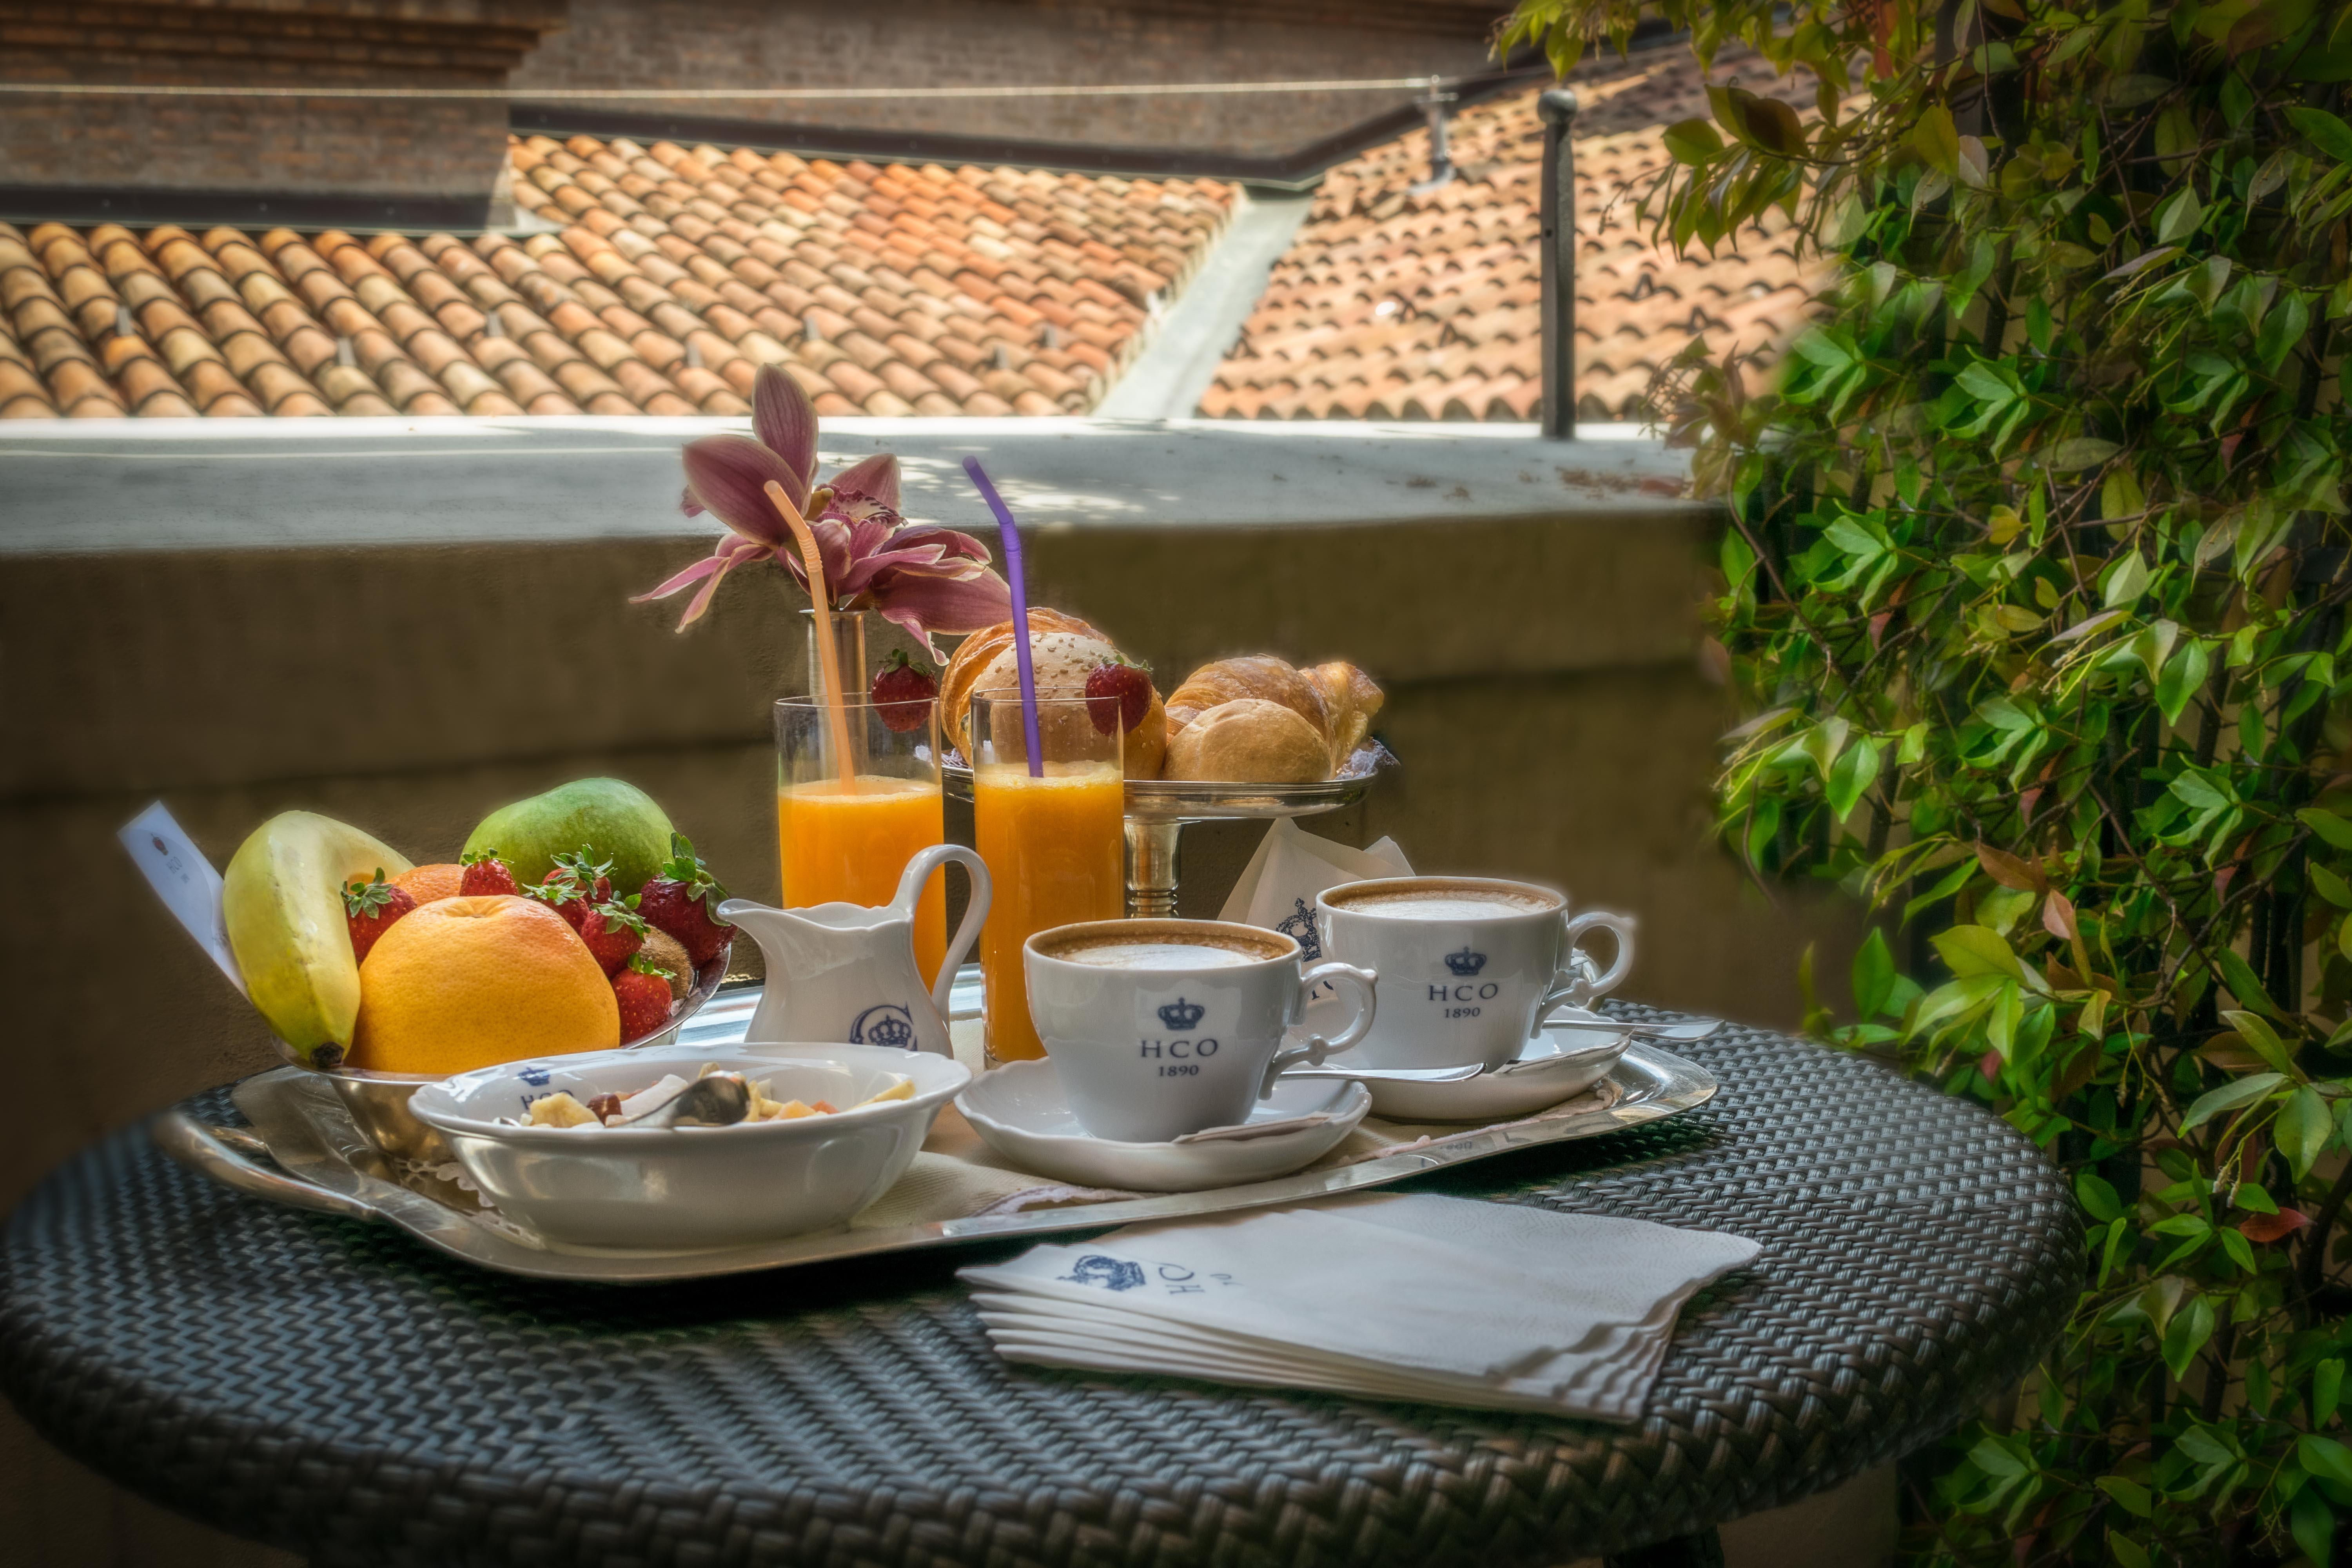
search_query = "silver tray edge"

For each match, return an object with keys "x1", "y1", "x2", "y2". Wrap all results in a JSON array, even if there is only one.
[{"x1": 159, "y1": 1042, "x2": 1717, "y2": 1284}]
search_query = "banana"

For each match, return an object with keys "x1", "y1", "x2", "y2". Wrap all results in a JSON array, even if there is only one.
[{"x1": 223, "y1": 812, "x2": 412, "y2": 1068}]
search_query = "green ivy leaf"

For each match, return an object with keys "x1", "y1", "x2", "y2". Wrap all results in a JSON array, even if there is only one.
[
  {"x1": 2156, "y1": 637, "x2": 2211, "y2": 726},
  {"x1": 2304, "y1": 808, "x2": 2352, "y2": 851},
  {"x1": 1913, "y1": 103, "x2": 1960, "y2": 174},
  {"x1": 2078, "y1": 1170, "x2": 2125, "y2": 1223},
  {"x1": 2102, "y1": 550, "x2": 2152, "y2": 608},
  {"x1": 1935, "y1": 924, "x2": 2026, "y2": 980},
  {"x1": 1826, "y1": 734, "x2": 1880, "y2": 819},
  {"x1": 2179, "y1": 1072, "x2": 2285, "y2": 1131},
  {"x1": 2223, "y1": 1011, "x2": 2301, "y2": 1078},
  {"x1": 2153, "y1": 186, "x2": 2205, "y2": 244},
  {"x1": 2163, "y1": 1292, "x2": 2217, "y2": 1381},
  {"x1": 2108, "y1": 1530, "x2": 2152, "y2": 1568},
  {"x1": 1662, "y1": 116, "x2": 1724, "y2": 165},
  {"x1": 1853, "y1": 927, "x2": 1895, "y2": 1019},
  {"x1": 2217, "y1": 947, "x2": 2286, "y2": 1017},
  {"x1": 2287, "y1": 105, "x2": 2352, "y2": 163},
  {"x1": 2290, "y1": 1488, "x2": 2334, "y2": 1568},
  {"x1": 2095, "y1": 1476, "x2": 2152, "y2": 1517},
  {"x1": 2312, "y1": 863, "x2": 2352, "y2": 907},
  {"x1": 2280, "y1": 1086, "x2": 2333, "y2": 1177},
  {"x1": 2054, "y1": 436, "x2": 2123, "y2": 472},
  {"x1": 2304, "y1": 1434, "x2": 2352, "y2": 1488}
]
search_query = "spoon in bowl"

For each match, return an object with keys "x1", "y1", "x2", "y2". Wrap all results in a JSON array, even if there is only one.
[{"x1": 615, "y1": 1073, "x2": 753, "y2": 1128}]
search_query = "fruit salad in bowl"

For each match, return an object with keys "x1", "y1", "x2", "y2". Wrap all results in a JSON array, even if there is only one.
[
  {"x1": 409, "y1": 1042, "x2": 970, "y2": 1249},
  {"x1": 218, "y1": 778, "x2": 735, "y2": 1165}
]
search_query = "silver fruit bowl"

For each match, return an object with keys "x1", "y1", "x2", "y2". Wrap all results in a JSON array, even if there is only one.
[{"x1": 295, "y1": 939, "x2": 734, "y2": 1169}]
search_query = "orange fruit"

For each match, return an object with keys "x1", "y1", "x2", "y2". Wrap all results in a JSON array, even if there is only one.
[
  {"x1": 393, "y1": 862, "x2": 465, "y2": 904},
  {"x1": 348, "y1": 895, "x2": 618, "y2": 1075}
]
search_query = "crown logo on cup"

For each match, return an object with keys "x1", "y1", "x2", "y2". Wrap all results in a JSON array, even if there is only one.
[
  {"x1": 1444, "y1": 947, "x2": 1488, "y2": 977},
  {"x1": 1157, "y1": 997, "x2": 1206, "y2": 1031}
]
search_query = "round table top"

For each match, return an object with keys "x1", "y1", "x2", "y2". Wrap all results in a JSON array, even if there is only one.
[{"x1": 1, "y1": 1007, "x2": 2077, "y2": 1566}]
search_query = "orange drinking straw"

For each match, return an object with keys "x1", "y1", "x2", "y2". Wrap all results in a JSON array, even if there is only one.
[{"x1": 766, "y1": 480, "x2": 856, "y2": 792}]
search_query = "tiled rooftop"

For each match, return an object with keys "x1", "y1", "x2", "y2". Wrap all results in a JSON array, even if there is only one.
[
  {"x1": 1200, "y1": 48, "x2": 1822, "y2": 422},
  {"x1": 0, "y1": 136, "x2": 1234, "y2": 421}
]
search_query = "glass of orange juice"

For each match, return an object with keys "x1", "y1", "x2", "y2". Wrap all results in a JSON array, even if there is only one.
[
  {"x1": 775, "y1": 694, "x2": 950, "y2": 985},
  {"x1": 971, "y1": 688, "x2": 1125, "y2": 1063}
]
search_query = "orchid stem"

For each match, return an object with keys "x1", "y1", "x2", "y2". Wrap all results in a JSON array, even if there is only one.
[{"x1": 766, "y1": 480, "x2": 857, "y2": 793}]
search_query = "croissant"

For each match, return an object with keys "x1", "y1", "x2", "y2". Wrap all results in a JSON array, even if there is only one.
[
  {"x1": 1163, "y1": 699, "x2": 1328, "y2": 784},
  {"x1": 940, "y1": 610, "x2": 1167, "y2": 777},
  {"x1": 940, "y1": 608, "x2": 1108, "y2": 757},
  {"x1": 1304, "y1": 661, "x2": 1384, "y2": 774},
  {"x1": 1165, "y1": 657, "x2": 1328, "y2": 745}
]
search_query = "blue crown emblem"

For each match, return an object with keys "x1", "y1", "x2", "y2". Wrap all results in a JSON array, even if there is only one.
[
  {"x1": 1444, "y1": 947, "x2": 1488, "y2": 977},
  {"x1": 1157, "y1": 996, "x2": 1206, "y2": 1031},
  {"x1": 1061, "y1": 1255, "x2": 1145, "y2": 1291},
  {"x1": 1276, "y1": 897, "x2": 1322, "y2": 960},
  {"x1": 849, "y1": 1003, "x2": 917, "y2": 1049}
]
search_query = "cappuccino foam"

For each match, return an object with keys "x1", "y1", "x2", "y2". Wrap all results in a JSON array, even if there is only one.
[
  {"x1": 1048, "y1": 937, "x2": 1267, "y2": 969},
  {"x1": 1336, "y1": 885, "x2": 1557, "y2": 920}
]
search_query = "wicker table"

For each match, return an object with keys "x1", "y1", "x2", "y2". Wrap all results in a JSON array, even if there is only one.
[{"x1": 1, "y1": 1006, "x2": 2078, "y2": 1568}]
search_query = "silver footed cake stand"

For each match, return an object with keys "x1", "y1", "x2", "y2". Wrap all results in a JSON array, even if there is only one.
[{"x1": 944, "y1": 768, "x2": 1377, "y2": 917}]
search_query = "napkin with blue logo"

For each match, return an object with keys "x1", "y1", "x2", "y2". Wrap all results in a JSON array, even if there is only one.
[{"x1": 958, "y1": 1193, "x2": 1758, "y2": 1421}]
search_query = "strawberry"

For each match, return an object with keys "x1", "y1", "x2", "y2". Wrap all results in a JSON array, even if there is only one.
[
  {"x1": 458, "y1": 846, "x2": 519, "y2": 897},
  {"x1": 1085, "y1": 657, "x2": 1154, "y2": 735},
  {"x1": 342, "y1": 868, "x2": 417, "y2": 963},
  {"x1": 613, "y1": 954, "x2": 676, "y2": 1041},
  {"x1": 635, "y1": 833, "x2": 732, "y2": 967},
  {"x1": 869, "y1": 649, "x2": 938, "y2": 733},
  {"x1": 578, "y1": 899, "x2": 647, "y2": 977},
  {"x1": 529, "y1": 846, "x2": 613, "y2": 931}
]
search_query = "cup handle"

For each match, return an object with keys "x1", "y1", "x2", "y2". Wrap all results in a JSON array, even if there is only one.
[
  {"x1": 1259, "y1": 962, "x2": 1378, "y2": 1098},
  {"x1": 1539, "y1": 910, "x2": 1636, "y2": 1029},
  {"x1": 909, "y1": 844, "x2": 992, "y2": 1024}
]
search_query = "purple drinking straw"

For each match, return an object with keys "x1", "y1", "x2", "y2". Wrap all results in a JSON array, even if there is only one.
[{"x1": 962, "y1": 457, "x2": 1045, "y2": 777}]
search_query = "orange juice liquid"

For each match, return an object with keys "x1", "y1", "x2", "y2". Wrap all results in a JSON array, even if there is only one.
[
  {"x1": 973, "y1": 760, "x2": 1126, "y2": 1060},
  {"x1": 776, "y1": 775, "x2": 948, "y2": 984}
]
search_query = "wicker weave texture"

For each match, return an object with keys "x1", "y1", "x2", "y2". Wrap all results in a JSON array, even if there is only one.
[{"x1": 0, "y1": 1010, "x2": 2079, "y2": 1567}]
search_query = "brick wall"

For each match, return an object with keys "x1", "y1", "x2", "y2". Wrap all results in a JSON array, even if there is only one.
[
  {"x1": 512, "y1": 0, "x2": 1501, "y2": 159},
  {"x1": 0, "y1": 0, "x2": 568, "y2": 204}
]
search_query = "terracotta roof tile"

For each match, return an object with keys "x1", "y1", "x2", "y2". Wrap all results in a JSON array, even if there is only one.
[
  {"x1": 1207, "y1": 47, "x2": 1827, "y2": 422},
  {"x1": 44, "y1": 158, "x2": 1168, "y2": 424}
]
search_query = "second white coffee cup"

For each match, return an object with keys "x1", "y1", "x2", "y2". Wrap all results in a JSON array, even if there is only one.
[
  {"x1": 1025, "y1": 918, "x2": 1377, "y2": 1143},
  {"x1": 1316, "y1": 875, "x2": 1635, "y2": 1071}
]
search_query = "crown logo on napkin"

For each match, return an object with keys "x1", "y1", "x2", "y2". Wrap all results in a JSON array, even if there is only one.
[{"x1": 1156, "y1": 997, "x2": 1206, "y2": 1031}]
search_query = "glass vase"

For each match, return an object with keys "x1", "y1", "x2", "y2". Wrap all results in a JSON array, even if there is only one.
[{"x1": 801, "y1": 606, "x2": 868, "y2": 702}]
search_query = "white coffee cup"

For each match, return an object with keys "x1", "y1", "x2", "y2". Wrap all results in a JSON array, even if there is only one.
[
  {"x1": 1316, "y1": 876, "x2": 1635, "y2": 1071},
  {"x1": 1024, "y1": 918, "x2": 1377, "y2": 1143}
]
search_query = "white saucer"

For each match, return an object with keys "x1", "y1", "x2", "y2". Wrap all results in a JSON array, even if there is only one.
[
  {"x1": 956, "y1": 1062, "x2": 1371, "y2": 1194},
  {"x1": 1286, "y1": 996, "x2": 1633, "y2": 1122}
]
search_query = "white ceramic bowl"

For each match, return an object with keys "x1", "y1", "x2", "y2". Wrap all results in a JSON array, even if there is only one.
[{"x1": 409, "y1": 1041, "x2": 968, "y2": 1250}]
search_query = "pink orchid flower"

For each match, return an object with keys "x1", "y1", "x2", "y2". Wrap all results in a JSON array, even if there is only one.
[{"x1": 635, "y1": 365, "x2": 1012, "y2": 655}]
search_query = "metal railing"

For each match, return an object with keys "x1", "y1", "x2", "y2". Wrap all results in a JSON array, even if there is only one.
[{"x1": 1537, "y1": 88, "x2": 1580, "y2": 441}]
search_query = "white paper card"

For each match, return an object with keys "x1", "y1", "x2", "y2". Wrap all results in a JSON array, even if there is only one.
[
  {"x1": 1218, "y1": 818, "x2": 1412, "y2": 960},
  {"x1": 120, "y1": 801, "x2": 245, "y2": 995}
]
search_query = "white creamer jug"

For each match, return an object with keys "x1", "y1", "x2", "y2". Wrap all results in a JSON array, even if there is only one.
[{"x1": 718, "y1": 844, "x2": 990, "y2": 1056}]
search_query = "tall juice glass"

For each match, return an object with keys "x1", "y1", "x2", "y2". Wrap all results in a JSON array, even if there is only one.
[
  {"x1": 971, "y1": 690, "x2": 1125, "y2": 1062},
  {"x1": 775, "y1": 694, "x2": 949, "y2": 985}
]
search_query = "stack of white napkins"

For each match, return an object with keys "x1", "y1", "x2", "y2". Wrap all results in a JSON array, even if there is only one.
[{"x1": 959, "y1": 1193, "x2": 1759, "y2": 1421}]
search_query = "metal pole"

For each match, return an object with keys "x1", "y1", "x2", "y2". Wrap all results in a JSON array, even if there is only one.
[{"x1": 1537, "y1": 88, "x2": 1579, "y2": 440}]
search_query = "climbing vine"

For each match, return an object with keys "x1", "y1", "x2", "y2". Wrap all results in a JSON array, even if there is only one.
[{"x1": 1501, "y1": 0, "x2": 2352, "y2": 1561}]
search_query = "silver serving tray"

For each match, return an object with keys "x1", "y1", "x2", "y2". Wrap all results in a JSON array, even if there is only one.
[{"x1": 153, "y1": 983, "x2": 1717, "y2": 1285}]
